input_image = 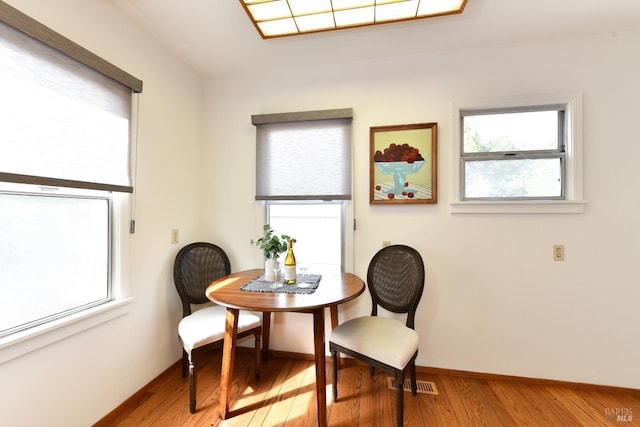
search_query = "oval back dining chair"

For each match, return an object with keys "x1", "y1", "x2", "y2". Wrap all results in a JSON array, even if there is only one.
[
  {"x1": 330, "y1": 244, "x2": 425, "y2": 427},
  {"x1": 173, "y1": 242, "x2": 261, "y2": 413}
]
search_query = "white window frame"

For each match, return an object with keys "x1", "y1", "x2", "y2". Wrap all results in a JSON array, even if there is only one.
[
  {"x1": 0, "y1": 191, "x2": 132, "y2": 364},
  {"x1": 451, "y1": 92, "x2": 586, "y2": 214}
]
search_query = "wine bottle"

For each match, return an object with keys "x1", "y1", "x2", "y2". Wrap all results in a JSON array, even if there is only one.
[{"x1": 283, "y1": 239, "x2": 296, "y2": 284}]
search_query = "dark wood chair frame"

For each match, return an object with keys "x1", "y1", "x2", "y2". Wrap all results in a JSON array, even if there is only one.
[{"x1": 173, "y1": 242, "x2": 261, "y2": 413}]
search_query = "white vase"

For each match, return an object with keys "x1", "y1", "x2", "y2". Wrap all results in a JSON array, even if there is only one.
[{"x1": 264, "y1": 258, "x2": 276, "y2": 281}]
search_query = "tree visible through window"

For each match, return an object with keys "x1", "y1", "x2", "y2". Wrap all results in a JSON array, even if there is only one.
[{"x1": 461, "y1": 107, "x2": 565, "y2": 200}]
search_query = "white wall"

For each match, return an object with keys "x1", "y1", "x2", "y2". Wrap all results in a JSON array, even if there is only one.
[
  {"x1": 0, "y1": 2, "x2": 638, "y2": 425},
  {"x1": 204, "y1": 31, "x2": 640, "y2": 389},
  {"x1": 0, "y1": 1, "x2": 204, "y2": 426}
]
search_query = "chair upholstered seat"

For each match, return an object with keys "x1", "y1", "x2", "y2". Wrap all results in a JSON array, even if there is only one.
[
  {"x1": 329, "y1": 316, "x2": 418, "y2": 370},
  {"x1": 179, "y1": 306, "x2": 261, "y2": 356}
]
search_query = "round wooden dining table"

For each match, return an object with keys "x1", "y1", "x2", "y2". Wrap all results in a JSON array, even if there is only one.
[{"x1": 206, "y1": 268, "x2": 365, "y2": 427}]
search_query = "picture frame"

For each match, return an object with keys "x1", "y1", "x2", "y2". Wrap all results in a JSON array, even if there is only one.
[{"x1": 369, "y1": 122, "x2": 437, "y2": 205}]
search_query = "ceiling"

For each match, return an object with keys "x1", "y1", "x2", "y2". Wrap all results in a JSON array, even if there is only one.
[{"x1": 112, "y1": 0, "x2": 640, "y2": 77}]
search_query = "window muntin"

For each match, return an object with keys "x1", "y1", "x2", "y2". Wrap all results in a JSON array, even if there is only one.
[{"x1": 461, "y1": 106, "x2": 565, "y2": 200}]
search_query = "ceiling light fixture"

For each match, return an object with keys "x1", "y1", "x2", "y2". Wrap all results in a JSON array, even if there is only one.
[{"x1": 239, "y1": 0, "x2": 468, "y2": 39}]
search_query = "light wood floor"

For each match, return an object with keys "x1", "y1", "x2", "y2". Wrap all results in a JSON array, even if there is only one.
[{"x1": 95, "y1": 350, "x2": 640, "y2": 426}]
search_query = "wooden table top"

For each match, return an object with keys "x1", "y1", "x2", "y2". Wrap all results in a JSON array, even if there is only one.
[{"x1": 206, "y1": 268, "x2": 365, "y2": 312}]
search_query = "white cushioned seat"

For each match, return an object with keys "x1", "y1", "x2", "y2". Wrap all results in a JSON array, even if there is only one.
[
  {"x1": 179, "y1": 306, "x2": 261, "y2": 357},
  {"x1": 330, "y1": 316, "x2": 419, "y2": 370}
]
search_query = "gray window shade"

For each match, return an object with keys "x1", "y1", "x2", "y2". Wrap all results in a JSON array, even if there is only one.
[
  {"x1": 0, "y1": 4, "x2": 141, "y2": 193},
  {"x1": 253, "y1": 109, "x2": 353, "y2": 200},
  {"x1": 0, "y1": 1, "x2": 142, "y2": 92}
]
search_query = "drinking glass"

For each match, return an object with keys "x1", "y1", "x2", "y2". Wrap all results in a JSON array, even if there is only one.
[
  {"x1": 297, "y1": 262, "x2": 311, "y2": 288},
  {"x1": 270, "y1": 261, "x2": 283, "y2": 289}
]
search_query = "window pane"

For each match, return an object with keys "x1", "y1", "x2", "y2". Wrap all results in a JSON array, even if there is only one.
[
  {"x1": 268, "y1": 202, "x2": 342, "y2": 273},
  {"x1": 463, "y1": 110, "x2": 560, "y2": 153},
  {"x1": 0, "y1": 192, "x2": 109, "y2": 336},
  {"x1": 464, "y1": 158, "x2": 562, "y2": 199}
]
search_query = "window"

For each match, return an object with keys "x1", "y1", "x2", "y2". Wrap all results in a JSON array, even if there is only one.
[
  {"x1": 0, "y1": 2, "x2": 141, "y2": 352},
  {"x1": 0, "y1": 186, "x2": 111, "y2": 336},
  {"x1": 452, "y1": 93, "x2": 584, "y2": 214},
  {"x1": 267, "y1": 201, "x2": 345, "y2": 274},
  {"x1": 461, "y1": 106, "x2": 565, "y2": 200},
  {"x1": 253, "y1": 109, "x2": 353, "y2": 273}
]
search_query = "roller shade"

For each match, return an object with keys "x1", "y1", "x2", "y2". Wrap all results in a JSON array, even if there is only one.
[
  {"x1": 0, "y1": 2, "x2": 141, "y2": 193},
  {"x1": 253, "y1": 109, "x2": 353, "y2": 200}
]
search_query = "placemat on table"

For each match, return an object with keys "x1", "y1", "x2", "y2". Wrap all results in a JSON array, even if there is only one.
[{"x1": 240, "y1": 274, "x2": 322, "y2": 294}]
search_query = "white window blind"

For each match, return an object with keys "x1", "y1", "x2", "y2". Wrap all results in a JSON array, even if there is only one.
[
  {"x1": 253, "y1": 108, "x2": 353, "y2": 200},
  {"x1": 0, "y1": 2, "x2": 142, "y2": 193}
]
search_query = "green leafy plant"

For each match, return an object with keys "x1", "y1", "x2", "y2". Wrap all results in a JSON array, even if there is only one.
[{"x1": 251, "y1": 224, "x2": 296, "y2": 259}]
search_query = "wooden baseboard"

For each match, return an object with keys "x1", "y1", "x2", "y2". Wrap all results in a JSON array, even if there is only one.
[
  {"x1": 334, "y1": 357, "x2": 640, "y2": 396},
  {"x1": 93, "y1": 360, "x2": 182, "y2": 427},
  {"x1": 266, "y1": 348, "x2": 317, "y2": 361},
  {"x1": 93, "y1": 347, "x2": 257, "y2": 427},
  {"x1": 415, "y1": 365, "x2": 640, "y2": 396}
]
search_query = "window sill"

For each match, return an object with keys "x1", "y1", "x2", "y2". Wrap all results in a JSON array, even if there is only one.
[
  {"x1": 450, "y1": 200, "x2": 587, "y2": 214},
  {"x1": 0, "y1": 298, "x2": 132, "y2": 365}
]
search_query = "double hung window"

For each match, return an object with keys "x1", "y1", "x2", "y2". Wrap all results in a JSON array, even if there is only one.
[
  {"x1": 0, "y1": 2, "x2": 142, "y2": 345},
  {"x1": 461, "y1": 106, "x2": 565, "y2": 200},
  {"x1": 253, "y1": 109, "x2": 353, "y2": 272},
  {"x1": 452, "y1": 93, "x2": 584, "y2": 214}
]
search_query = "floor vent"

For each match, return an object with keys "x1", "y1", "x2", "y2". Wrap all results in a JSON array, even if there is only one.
[{"x1": 387, "y1": 377, "x2": 438, "y2": 395}]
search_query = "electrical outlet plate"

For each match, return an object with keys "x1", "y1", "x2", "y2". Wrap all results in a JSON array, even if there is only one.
[
  {"x1": 171, "y1": 229, "x2": 179, "y2": 244},
  {"x1": 382, "y1": 240, "x2": 391, "y2": 248},
  {"x1": 553, "y1": 244, "x2": 564, "y2": 261}
]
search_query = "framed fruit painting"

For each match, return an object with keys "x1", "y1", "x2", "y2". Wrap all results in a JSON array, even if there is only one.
[{"x1": 370, "y1": 122, "x2": 437, "y2": 205}]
